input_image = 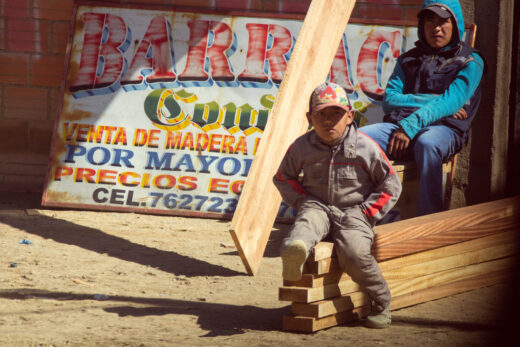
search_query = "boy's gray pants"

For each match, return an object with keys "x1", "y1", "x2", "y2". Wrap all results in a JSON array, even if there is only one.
[{"x1": 281, "y1": 199, "x2": 390, "y2": 313}]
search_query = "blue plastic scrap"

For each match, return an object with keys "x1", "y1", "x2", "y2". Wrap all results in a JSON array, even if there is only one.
[{"x1": 18, "y1": 239, "x2": 32, "y2": 245}]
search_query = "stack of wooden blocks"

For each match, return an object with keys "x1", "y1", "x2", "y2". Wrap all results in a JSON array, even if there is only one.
[{"x1": 280, "y1": 196, "x2": 520, "y2": 332}]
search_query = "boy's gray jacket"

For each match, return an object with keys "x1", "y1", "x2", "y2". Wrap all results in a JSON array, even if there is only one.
[{"x1": 273, "y1": 124, "x2": 402, "y2": 223}]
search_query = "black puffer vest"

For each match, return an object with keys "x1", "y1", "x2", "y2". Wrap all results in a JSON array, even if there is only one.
[{"x1": 383, "y1": 41, "x2": 485, "y2": 145}]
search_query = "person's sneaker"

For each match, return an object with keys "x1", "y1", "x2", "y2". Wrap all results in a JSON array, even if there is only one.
[
  {"x1": 365, "y1": 306, "x2": 391, "y2": 329},
  {"x1": 281, "y1": 240, "x2": 308, "y2": 281}
]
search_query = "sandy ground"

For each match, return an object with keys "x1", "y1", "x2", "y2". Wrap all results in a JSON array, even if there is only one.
[{"x1": 0, "y1": 191, "x2": 518, "y2": 346}]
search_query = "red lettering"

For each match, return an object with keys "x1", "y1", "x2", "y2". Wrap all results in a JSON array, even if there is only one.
[
  {"x1": 74, "y1": 168, "x2": 96, "y2": 183},
  {"x1": 208, "y1": 134, "x2": 222, "y2": 152},
  {"x1": 76, "y1": 124, "x2": 89, "y2": 142},
  {"x1": 121, "y1": 16, "x2": 176, "y2": 88},
  {"x1": 238, "y1": 23, "x2": 269, "y2": 83},
  {"x1": 178, "y1": 176, "x2": 198, "y2": 191},
  {"x1": 230, "y1": 180, "x2": 244, "y2": 194},
  {"x1": 209, "y1": 178, "x2": 229, "y2": 194},
  {"x1": 357, "y1": 31, "x2": 402, "y2": 100},
  {"x1": 133, "y1": 129, "x2": 148, "y2": 146},
  {"x1": 153, "y1": 175, "x2": 176, "y2": 189},
  {"x1": 207, "y1": 22, "x2": 234, "y2": 81},
  {"x1": 165, "y1": 131, "x2": 183, "y2": 149},
  {"x1": 87, "y1": 125, "x2": 105, "y2": 144},
  {"x1": 53, "y1": 167, "x2": 73, "y2": 181},
  {"x1": 97, "y1": 169, "x2": 117, "y2": 185},
  {"x1": 178, "y1": 20, "x2": 210, "y2": 81},
  {"x1": 70, "y1": 13, "x2": 128, "y2": 93},
  {"x1": 265, "y1": 24, "x2": 292, "y2": 84},
  {"x1": 239, "y1": 24, "x2": 292, "y2": 84},
  {"x1": 147, "y1": 129, "x2": 161, "y2": 148},
  {"x1": 329, "y1": 37, "x2": 355, "y2": 93},
  {"x1": 195, "y1": 132, "x2": 209, "y2": 151},
  {"x1": 119, "y1": 172, "x2": 140, "y2": 187},
  {"x1": 181, "y1": 132, "x2": 194, "y2": 150}
]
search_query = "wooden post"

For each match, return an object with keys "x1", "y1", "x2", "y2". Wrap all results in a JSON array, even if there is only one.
[{"x1": 229, "y1": 0, "x2": 357, "y2": 275}]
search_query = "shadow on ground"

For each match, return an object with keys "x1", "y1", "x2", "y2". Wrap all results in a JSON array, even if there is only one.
[
  {"x1": 0, "y1": 193, "x2": 243, "y2": 277},
  {"x1": 0, "y1": 288, "x2": 289, "y2": 337},
  {"x1": 391, "y1": 314, "x2": 496, "y2": 331}
]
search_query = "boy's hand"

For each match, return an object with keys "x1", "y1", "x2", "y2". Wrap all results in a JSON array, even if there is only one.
[
  {"x1": 388, "y1": 128, "x2": 410, "y2": 160},
  {"x1": 453, "y1": 107, "x2": 468, "y2": 120}
]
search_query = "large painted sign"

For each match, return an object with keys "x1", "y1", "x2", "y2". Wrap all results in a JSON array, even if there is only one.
[{"x1": 43, "y1": 3, "x2": 424, "y2": 218}]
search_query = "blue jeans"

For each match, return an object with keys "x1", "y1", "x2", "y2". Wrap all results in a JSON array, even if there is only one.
[{"x1": 360, "y1": 123, "x2": 462, "y2": 216}]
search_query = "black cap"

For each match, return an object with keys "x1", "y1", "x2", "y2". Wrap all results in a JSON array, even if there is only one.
[{"x1": 418, "y1": 4, "x2": 452, "y2": 19}]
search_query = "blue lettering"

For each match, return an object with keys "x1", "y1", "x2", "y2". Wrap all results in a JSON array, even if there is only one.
[
  {"x1": 145, "y1": 152, "x2": 175, "y2": 170},
  {"x1": 217, "y1": 157, "x2": 241, "y2": 176},
  {"x1": 173, "y1": 154, "x2": 196, "y2": 172}
]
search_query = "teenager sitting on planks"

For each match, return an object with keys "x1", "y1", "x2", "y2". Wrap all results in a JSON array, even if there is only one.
[
  {"x1": 273, "y1": 82, "x2": 402, "y2": 329},
  {"x1": 360, "y1": 0, "x2": 486, "y2": 216}
]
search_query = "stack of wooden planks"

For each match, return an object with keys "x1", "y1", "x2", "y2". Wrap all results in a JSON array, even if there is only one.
[{"x1": 280, "y1": 196, "x2": 520, "y2": 332}]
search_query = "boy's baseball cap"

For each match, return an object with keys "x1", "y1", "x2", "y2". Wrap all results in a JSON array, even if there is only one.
[
  {"x1": 309, "y1": 82, "x2": 351, "y2": 112},
  {"x1": 418, "y1": 4, "x2": 452, "y2": 19}
]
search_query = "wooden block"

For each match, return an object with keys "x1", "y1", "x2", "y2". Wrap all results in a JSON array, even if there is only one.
[
  {"x1": 304, "y1": 256, "x2": 340, "y2": 275},
  {"x1": 229, "y1": 0, "x2": 357, "y2": 275},
  {"x1": 291, "y1": 291, "x2": 369, "y2": 318},
  {"x1": 282, "y1": 305, "x2": 370, "y2": 333},
  {"x1": 374, "y1": 215, "x2": 518, "y2": 261},
  {"x1": 279, "y1": 278, "x2": 361, "y2": 303},
  {"x1": 284, "y1": 271, "x2": 345, "y2": 288},
  {"x1": 310, "y1": 241, "x2": 334, "y2": 261}
]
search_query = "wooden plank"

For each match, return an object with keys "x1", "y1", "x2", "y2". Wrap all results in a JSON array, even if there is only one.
[
  {"x1": 374, "y1": 196, "x2": 519, "y2": 248},
  {"x1": 388, "y1": 257, "x2": 515, "y2": 297},
  {"x1": 229, "y1": 0, "x2": 357, "y2": 275},
  {"x1": 282, "y1": 306, "x2": 370, "y2": 333},
  {"x1": 284, "y1": 243, "x2": 517, "y2": 317},
  {"x1": 380, "y1": 236, "x2": 518, "y2": 281},
  {"x1": 279, "y1": 241, "x2": 517, "y2": 304},
  {"x1": 284, "y1": 271, "x2": 345, "y2": 288},
  {"x1": 391, "y1": 268, "x2": 512, "y2": 310},
  {"x1": 373, "y1": 215, "x2": 518, "y2": 261},
  {"x1": 301, "y1": 229, "x2": 517, "y2": 277},
  {"x1": 284, "y1": 231, "x2": 516, "y2": 289},
  {"x1": 291, "y1": 291, "x2": 369, "y2": 318},
  {"x1": 279, "y1": 278, "x2": 360, "y2": 303},
  {"x1": 282, "y1": 268, "x2": 511, "y2": 332},
  {"x1": 307, "y1": 199, "x2": 519, "y2": 262},
  {"x1": 284, "y1": 256, "x2": 516, "y2": 319},
  {"x1": 377, "y1": 230, "x2": 517, "y2": 271}
]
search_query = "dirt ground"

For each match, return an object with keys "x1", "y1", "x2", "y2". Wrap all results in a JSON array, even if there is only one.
[{"x1": 0, "y1": 191, "x2": 518, "y2": 346}]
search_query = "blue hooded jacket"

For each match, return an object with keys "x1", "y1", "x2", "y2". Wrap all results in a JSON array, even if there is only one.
[{"x1": 382, "y1": 0, "x2": 486, "y2": 144}]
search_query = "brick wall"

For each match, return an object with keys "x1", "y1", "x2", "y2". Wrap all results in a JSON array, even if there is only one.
[{"x1": 0, "y1": 0, "x2": 423, "y2": 193}]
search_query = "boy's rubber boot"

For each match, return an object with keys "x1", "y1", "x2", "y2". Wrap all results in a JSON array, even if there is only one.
[
  {"x1": 365, "y1": 306, "x2": 391, "y2": 329},
  {"x1": 281, "y1": 240, "x2": 308, "y2": 281}
]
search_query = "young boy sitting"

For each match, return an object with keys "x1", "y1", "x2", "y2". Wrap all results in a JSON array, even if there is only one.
[{"x1": 273, "y1": 82, "x2": 402, "y2": 329}]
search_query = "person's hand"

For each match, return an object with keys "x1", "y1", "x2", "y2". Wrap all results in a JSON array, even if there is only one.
[
  {"x1": 453, "y1": 107, "x2": 467, "y2": 120},
  {"x1": 388, "y1": 128, "x2": 410, "y2": 160}
]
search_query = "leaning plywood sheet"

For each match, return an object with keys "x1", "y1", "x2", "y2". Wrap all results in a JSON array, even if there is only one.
[{"x1": 229, "y1": 0, "x2": 357, "y2": 275}]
